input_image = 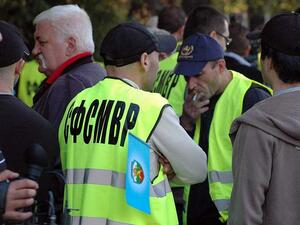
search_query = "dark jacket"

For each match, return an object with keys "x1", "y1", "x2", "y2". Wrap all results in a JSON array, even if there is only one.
[
  {"x1": 33, "y1": 56, "x2": 106, "y2": 131},
  {"x1": 225, "y1": 52, "x2": 263, "y2": 83},
  {"x1": 0, "y1": 95, "x2": 60, "y2": 222}
]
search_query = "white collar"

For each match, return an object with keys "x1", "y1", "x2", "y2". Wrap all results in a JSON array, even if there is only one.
[{"x1": 122, "y1": 78, "x2": 140, "y2": 89}]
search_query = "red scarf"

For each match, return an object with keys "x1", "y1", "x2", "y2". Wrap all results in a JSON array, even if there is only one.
[{"x1": 46, "y1": 51, "x2": 92, "y2": 84}]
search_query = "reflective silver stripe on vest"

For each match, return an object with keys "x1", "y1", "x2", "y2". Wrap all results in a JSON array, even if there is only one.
[
  {"x1": 70, "y1": 216, "x2": 179, "y2": 225},
  {"x1": 213, "y1": 199, "x2": 230, "y2": 212},
  {"x1": 65, "y1": 169, "x2": 171, "y2": 197},
  {"x1": 70, "y1": 216, "x2": 133, "y2": 225},
  {"x1": 208, "y1": 171, "x2": 233, "y2": 183}
]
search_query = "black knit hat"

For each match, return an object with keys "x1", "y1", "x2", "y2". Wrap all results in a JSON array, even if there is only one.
[{"x1": 0, "y1": 21, "x2": 29, "y2": 67}]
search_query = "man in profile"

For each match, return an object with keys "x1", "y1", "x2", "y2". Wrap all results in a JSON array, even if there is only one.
[{"x1": 32, "y1": 4, "x2": 106, "y2": 130}]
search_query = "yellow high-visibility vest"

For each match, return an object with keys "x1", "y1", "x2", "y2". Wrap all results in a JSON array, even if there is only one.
[
  {"x1": 183, "y1": 71, "x2": 272, "y2": 224},
  {"x1": 59, "y1": 77, "x2": 178, "y2": 225},
  {"x1": 17, "y1": 60, "x2": 45, "y2": 107}
]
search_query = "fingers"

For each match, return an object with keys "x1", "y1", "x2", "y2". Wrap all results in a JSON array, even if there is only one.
[
  {"x1": 7, "y1": 198, "x2": 35, "y2": 209},
  {"x1": 157, "y1": 155, "x2": 169, "y2": 164},
  {"x1": 166, "y1": 171, "x2": 176, "y2": 180},
  {"x1": 200, "y1": 106, "x2": 209, "y2": 114},
  {"x1": 183, "y1": 98, "x2": 210, "y2": 120},
  {"x1": 158, "y1": 157, "x2": 176, "y2": 180},
  {"x1": 194, "y1": 99, "x2": 210, "y2": 114},
  {"x1": 2, "y1": 178, "x2": 38, "y2": 222},
  {"x1": 0, "y1": 170, "x2": 19, "y2": 181},
  {"x1": 192, "y1": 92, "x2": 206, "y2": 102},
  {"x1": 5, "y1": 179, "x2": 38, "y2": 214},
  {"x1": 184, "y1": 90, "x2": 210, "y2": 118},
  {"x1": 6, "y1": 179, "x2": 38, "y2": 203},
  {"x1": 12, "y1": 188, "x2": 37, "y2": 200},
  {"x1": 10, "y1": 179, "x2": 39, "y2": 190},
  {"x1": 3, "y1": 210, "x2": 33, "y2": 221}
]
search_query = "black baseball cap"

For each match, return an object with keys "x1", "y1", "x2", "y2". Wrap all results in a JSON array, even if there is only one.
[
  {"x1": 246, "y1": 30, "x2": 261, "y2": 40},
  {"x1": 0, "y1": 21, "x2": 29, "y2": 67},
  {"x1": 100, "y1": 22, "x2": 176, "y2": 67},
  {"x1": 174, "y1": 33, "x2": 224, "y2": 77},
  {"x1": 260, "y1": 13, "x2": 300, "y2": 56},
  {"x1": 147, "y1": 27, "x2": 177, "y2": 55}
]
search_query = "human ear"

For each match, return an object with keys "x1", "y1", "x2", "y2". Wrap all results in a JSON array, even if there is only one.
[
  {"x1": 209, "y1": 30, "x2": 218, "y2": 39},
  {"x1": 66, "y1": 37, "x2": 77, "y2": 56},
  {"x1": 217, "y1": 59, "x2": 226, "y2": 73},
  {"x1": 15, "y1": 59, "x2": 25, "y2": 75},
  {"x1": 140, "y1": 52, "x2": 150, "y2": 72}
]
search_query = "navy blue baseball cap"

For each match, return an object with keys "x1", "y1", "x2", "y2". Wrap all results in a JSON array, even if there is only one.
[{"x1": 174, "y1": 33, "x2": 224, "y2": 77}]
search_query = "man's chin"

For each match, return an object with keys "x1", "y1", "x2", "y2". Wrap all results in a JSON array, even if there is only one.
[{"x1": 38, "y1": 66, "x2": 50, "y2": 76}]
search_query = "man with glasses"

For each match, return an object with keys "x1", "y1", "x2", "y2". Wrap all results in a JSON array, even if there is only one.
[
  {"x1": 216, "y1": 32, "x2": 232, "y2": 47},
  {"x1": 153, "y1": 5, "x2": 233, "y2": 118},
  {"x1": 183, "y1": 6, "x2": 231, "y2": 51},
  {"x1": 177, "y1": 6, "x2": 271, "y2": 225}
]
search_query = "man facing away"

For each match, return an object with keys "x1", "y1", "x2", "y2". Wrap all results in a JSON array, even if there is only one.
[
  {"x1": 228, "y1": 13, "x2": 300, "y2": 225},
  {"x1": 0, "y1": 21, "x2": 59, "y2": 223},
  {"x1": 32, "y1": 4, "x2": 106, "y2": 130},
  {"x1": 58, "y1": 22, "x2": 207, "y2": 225},
  {"x1": 174, "y1": 33, "x2": 271, "y2": 225}
]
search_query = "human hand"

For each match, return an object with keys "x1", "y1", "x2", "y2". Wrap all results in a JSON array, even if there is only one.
[
  {"x1": 180, "y1": 91, "x2": 209, "y2": 131},
  {"x1": 158, "y1": 156, "x2": 176, "y2": 180},
  {"x1": 3, "y1": 178, "x2": 39, "y2": 222},
  {"x1": 0, "y1": 170, "x2": 19, "y2": 182}
]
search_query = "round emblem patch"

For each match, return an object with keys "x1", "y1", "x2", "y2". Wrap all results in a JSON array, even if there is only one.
[{"x1": 131, "y1": 160, "x2": 144, "y2": 184}]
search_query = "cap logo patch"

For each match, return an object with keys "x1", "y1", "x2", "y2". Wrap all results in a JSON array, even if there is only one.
[{"x1": 180, "y1": 45, "x2": 194, "y2": 59}]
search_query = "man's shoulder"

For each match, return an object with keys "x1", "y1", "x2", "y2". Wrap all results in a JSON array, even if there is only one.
[
  {"x1": 139, "y1": 88, "x2": 169, "y2": 106},
  {"x1": 242, "y1": 86, "x2": 271, "y2": 113},
  {"x1": 234, "y1": 93, "x2": 282, "y2": 130},
  {"x1": 67, "y1": 62, "x2": 106, "y2": 79},
  {"x1": 0, "y1": 95, "x2": 52, "y2": 128},
  {"x1": 55, "y1": 63, "x2": 106, "y2": 89}
]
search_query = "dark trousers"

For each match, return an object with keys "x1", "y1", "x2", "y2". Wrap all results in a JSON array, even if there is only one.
[{"x1": 188, "y1": 216, "x2": 224, "y2": 225}]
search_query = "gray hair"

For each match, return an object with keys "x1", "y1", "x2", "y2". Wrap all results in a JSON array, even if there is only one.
[{"x1": 33, "y1": 4, "x2": 95, "y2": 53}]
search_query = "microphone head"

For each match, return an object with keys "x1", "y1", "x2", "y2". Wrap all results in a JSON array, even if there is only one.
[
  {"x1": 25, "y1": 144, "x2": 48, "y2": 167},
  {"x1": 24, "y1": 144, "x2": 48, "y2": 181}
]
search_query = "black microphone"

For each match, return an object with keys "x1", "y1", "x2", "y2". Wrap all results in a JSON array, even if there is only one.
[
  {"x1": 16, "y1": 144, "x2": 49, "y2": 225},
  {"x1": 24, "y1": 144, "x2": 48, "y2": 181}
]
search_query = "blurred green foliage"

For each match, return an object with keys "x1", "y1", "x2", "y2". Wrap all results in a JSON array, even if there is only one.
[
  {"x1": 0, "y1": 0, "x2": 299, "y2": 60},
  {"x1": 0, "y1": 0, "x2": 129, "y2": 61}
]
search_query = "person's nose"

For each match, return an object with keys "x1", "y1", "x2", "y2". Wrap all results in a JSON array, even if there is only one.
[
  {"x1": 188, "y1": 76, "x2": 197, "y2": 91},
  {"x1": 32, "y1": 42, "x2": 41, "y2": 58}
]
